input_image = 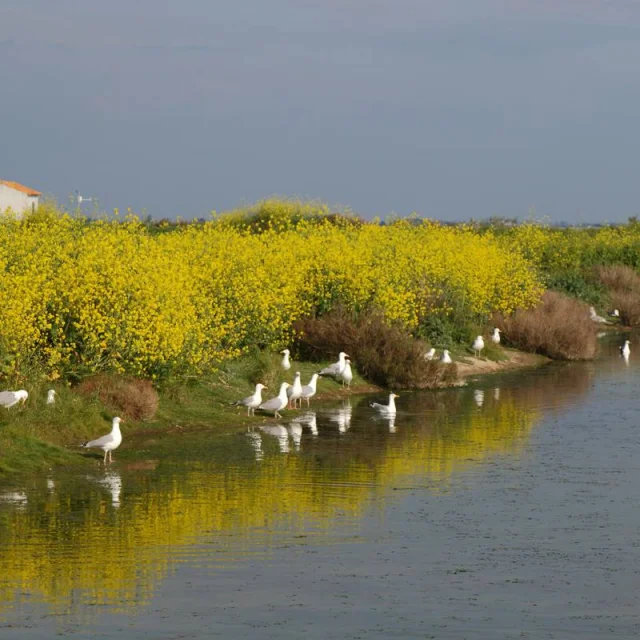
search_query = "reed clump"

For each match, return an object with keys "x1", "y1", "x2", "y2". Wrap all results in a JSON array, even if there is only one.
[
  {"x1": 295, "y1": 308, "x2": 458, "y2": 389},
  {"x1": 596, "y1": 265, "x2": 640, "y2": 325},
  {"x1": 493, "y1": 291, "x2": 597, "y2": 360},
  {"x1": 75, "y1": 375, "x2": 159, "y2": 421}
]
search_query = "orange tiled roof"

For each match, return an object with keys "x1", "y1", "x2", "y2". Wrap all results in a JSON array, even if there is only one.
[{"x1": 0, "y1": 180, "x2": 42, "y2": 196}]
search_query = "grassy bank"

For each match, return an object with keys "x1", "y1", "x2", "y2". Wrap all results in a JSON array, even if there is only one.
[{"x1": 0, "y1": 354, "x2": 375, "y2": 478}]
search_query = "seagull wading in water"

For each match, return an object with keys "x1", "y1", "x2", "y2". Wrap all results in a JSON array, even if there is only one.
[
  {"x1": 259, "y1": 382, "x2": 291, "y2": 419},
  {"x1": 231, "y1": 383, "x2": 267, "y2": 416},
  {"x1": 369, "y1": 393, "x2": 399, "y2": 416},
  {"x1": 82, "y1": 417, "x2": 123, "y2": 465},
  {"x1": 280, "y1": 349, "x2": 292, "y2": 371},
  {"x1": 0, "y1": 389, "x2": 28, "y2": 409},
  {"x1": 491, "y1": 328, "x2": 501, "y2": 344},
  {"x1": 300, "y1": 374, "x2": 319, "y2": 408},
  {"x1": 287, "y1": 372, "x2": 303, "y2": 409},
  {"x1": 620, "y1": 340, "x2": 631, "y2": 358},
  {"x1": 319, "y1": 352, "x2": 350, "y2": 378},
  {"x1": 472, "y1": 335, "x2": 485, "y2": 357}
]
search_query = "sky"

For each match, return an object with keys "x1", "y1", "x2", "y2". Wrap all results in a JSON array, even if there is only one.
[{"x1": 2, "y1": 0, "x2": 640, "y2": 222}]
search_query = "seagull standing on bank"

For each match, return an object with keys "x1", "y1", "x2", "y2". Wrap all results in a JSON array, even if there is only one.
[
  {"x1": 590, "y1": 306, "x2": 611, "y2": 324},
  {"x1": 609, "y1": 309, "x2": 620, "y2": 318},
  {"x1": 287, "y1": 372, "x2": 303, "y2": 408},
  {"x1": 491, "y1": 328, "x2": 501, "y2": 344},
  {"x1": 81, "y1": 417, "x2": 123, "y2": 465},
  {"x1": 441, "y1": 350, "x2": 452, "y2": 364},
  {"x1": 0, "y1": 389, "x2": 29, "y2": 409},
  {"x1": 46, "y1": 389, "x2": 57, "y2": 405},
  {"x1": 369, "y1": 393, "x2": 399, "y2": 416},
  {"x1": 620, "y1": 340, "x2": 631, "y2": 359},
  {"x1": 424, "y1": 348, "x2": 436, "y2": 361},
  {"x1": 339, "y1": 359, "x2": 353, "y2": 388},
  {"x1": 300, "y1": 374, "x2": 319, "y2": 407},
  {"x1": 319, "y1": 352, "x2": 350, "y2": 378},
  {"x1": 280, "y1": 349, "x2": 292, "y2": 371},
  {"x1": 231, "y1": 383, "x2": 267, "y2": 416},
  {"x1": 258, "y1": 382, "x2": 291, "y2": 419},
  {"x1": 472, "y1": 335, "x2": 485, "y2": 357}
]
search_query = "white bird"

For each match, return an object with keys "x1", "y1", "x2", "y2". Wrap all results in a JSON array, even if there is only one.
[
  {"x1": 300, "y1": 374, "x2": 319, "y2": 408},
  {"x1": 491, "y1": 328, "x2": 501, "y2": 344},
  {"x1": 280, "y1": 349, "x2": 292, "y2": 371},
  {"x1": 590, "y1": 306, "x2": 611, "y2": 324},
  {"x1": 441, "y1": 350, "x2": 452, "y2": 364},
  {"x1": 609, "y1": 309, "x2": 620, "y2": 318},
  {"x1": 0, "y1": 389, "x2": 28, "y2": 409},
  {"x1": 620, "y1": 340, "x2": 631, "y2": 358},
  {"x1": 424, "y1": 348, "x2": 436, "y2": 361},
  {"x1": 46, "y1": 389, "x2": 57, "y2": 405},
  {"x1": 287, "y1": 372, "x2": 303, "y2": 408},
  {"x1": 472, "y1": 335, "x2": 485, "y2": 357},
  {"x1": 258, "y1": 382, "x2": 290, "y2": 419},
  {"x1": 231, "y1": 383, "x2": 267, "y2": 416},
  {"x1": 259, "y1": 425, "x2": 290, "y2": 453},
  {"x1": 319, "y1": 351, "x2": 350, "y2": 378},
  {"x1": 81, "y1": 417, "x2": 123, "y2": 465},
  {"x1": 369, "y1": 393, "x2": 399, "y2": 416},
  {"x1": 339, "y1": 359, "x2": 353, "y2": 388}
]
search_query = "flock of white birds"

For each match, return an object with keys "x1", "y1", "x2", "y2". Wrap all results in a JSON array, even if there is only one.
[
  {"x1": 1, "y1": 324, "x2": 630, "y2": 467},
  {"x1": 232, "y1": 350, "x2": 355, "y2": 420}
]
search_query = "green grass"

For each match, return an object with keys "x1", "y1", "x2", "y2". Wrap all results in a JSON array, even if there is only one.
[{"x1": 0, "y1": 353, "x2": 373, "y2": 480}]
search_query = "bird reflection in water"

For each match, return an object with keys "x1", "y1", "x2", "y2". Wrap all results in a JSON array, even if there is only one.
[
  {"x1": 260, "y1": 425, "x2": 290, "y2": 453},
  {"x1": 246, "y1": 429, "x2": 264, "y2": 461},
  {"x1": 328, "y1": 400, "x2": 352, "y2": 434}
]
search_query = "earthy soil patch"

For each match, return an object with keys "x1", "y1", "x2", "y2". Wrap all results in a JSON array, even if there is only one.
[{"x1": 455, "y1": 349, "x2": 549, "y2": 379}]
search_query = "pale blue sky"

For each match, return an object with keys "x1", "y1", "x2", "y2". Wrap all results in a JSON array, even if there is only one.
[{"x1": 1, "y1": 0, "x2": 640, "y2": 221}]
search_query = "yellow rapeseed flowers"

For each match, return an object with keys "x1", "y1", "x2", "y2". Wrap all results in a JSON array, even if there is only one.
[{"x1": 0, "y1": 202, "x2": 545, "y2": 379}]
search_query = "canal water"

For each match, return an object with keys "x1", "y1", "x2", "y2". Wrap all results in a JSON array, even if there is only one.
[{"x1": 1, "y1": 335, "x2": 639, "y2": 638}]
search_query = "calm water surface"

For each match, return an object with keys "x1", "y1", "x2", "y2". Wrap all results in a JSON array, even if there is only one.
[{"x1": 1, "y1": 335, "x2": 639, "y2": 638}]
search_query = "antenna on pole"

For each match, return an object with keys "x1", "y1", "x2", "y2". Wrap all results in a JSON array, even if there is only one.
[{"x1": 75, "y1": 190, "x2": 99, "y2": 212}]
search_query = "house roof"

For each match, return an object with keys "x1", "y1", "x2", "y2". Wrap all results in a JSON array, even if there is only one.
[{"x1": 0, "y1": 180, "x2": 42, "y2": 196}]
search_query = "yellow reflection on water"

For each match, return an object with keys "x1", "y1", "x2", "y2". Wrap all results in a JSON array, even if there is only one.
[{"x1": 0, "y1": 363, "x2": 592, "y2": 619}]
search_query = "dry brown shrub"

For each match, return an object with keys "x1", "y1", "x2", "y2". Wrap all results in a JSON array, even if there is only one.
[
  {"x1": 609, "y1": 291, "x2": 640, "y2": 326},
  {"x1": 492, "y1": 291, "x2": 597, "y2": 360},
  {"x1": 596, "y1": 265, "x2": 640, "y2": 293},
  {"x1": 596, "y1": 265, "x2": 640, "y2": 325},
  {"x1": 76, "y1": 374, "x2": 159, "y2": 421},
  {"x1": 294, "y1": 308, "x2": 458, "y2": 389}
]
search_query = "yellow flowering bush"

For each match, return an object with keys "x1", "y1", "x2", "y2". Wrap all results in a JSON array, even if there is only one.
[{"x1": 0, "y1": 201, "x2": 543, "y2": 379}]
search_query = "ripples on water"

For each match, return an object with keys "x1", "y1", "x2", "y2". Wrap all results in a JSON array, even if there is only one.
[{"x1": 1, "y1": 335, "x2": 639, "y2": 638}]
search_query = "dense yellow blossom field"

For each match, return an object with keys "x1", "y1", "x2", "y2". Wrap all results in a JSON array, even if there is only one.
[{"x1": 0, "y1": 202, "x2": 547, "y2": 380}]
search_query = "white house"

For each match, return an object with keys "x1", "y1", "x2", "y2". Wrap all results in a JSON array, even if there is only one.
[{"x1": 0, "y1": 180, "x2": 42, "y2": 216}]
